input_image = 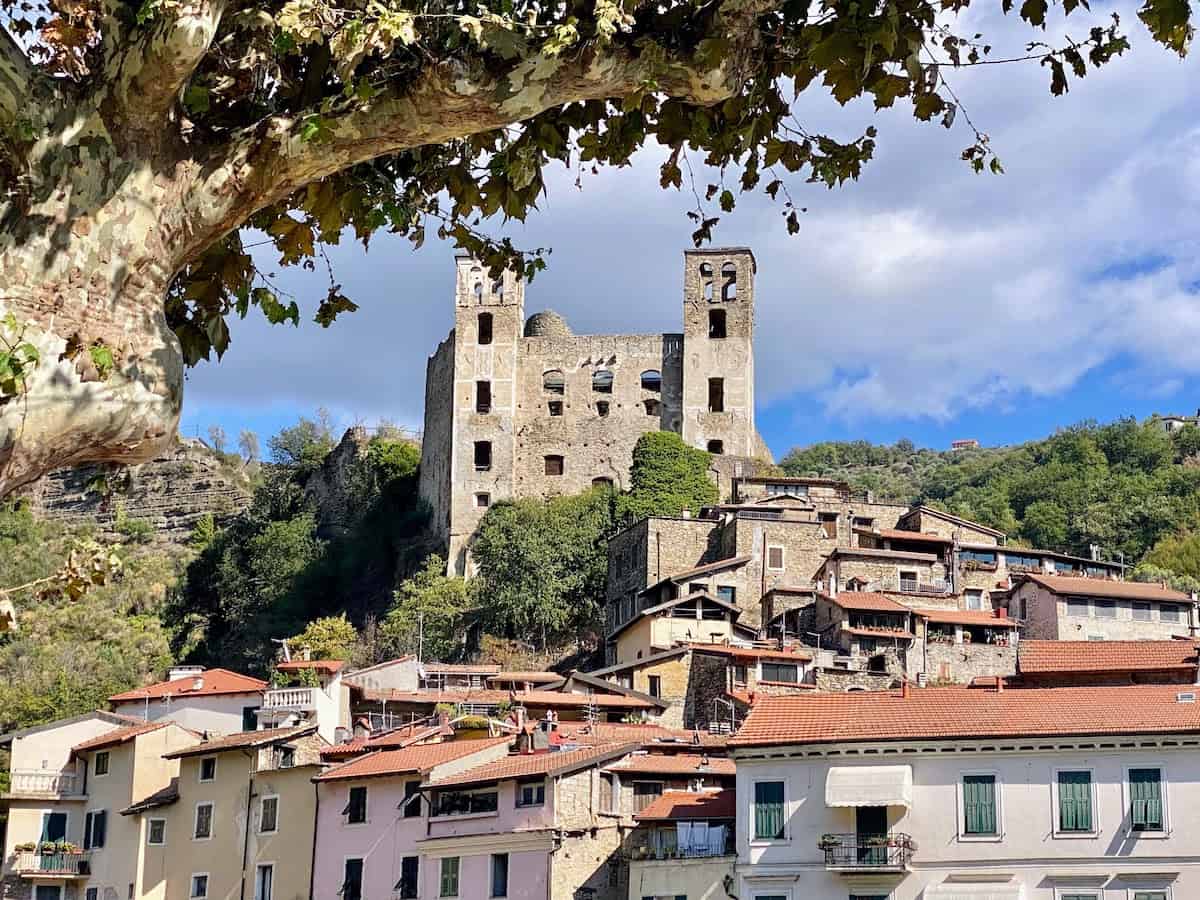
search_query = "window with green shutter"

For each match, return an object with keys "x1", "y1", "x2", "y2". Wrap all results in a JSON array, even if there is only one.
[
  {"x1": 753, "y1": 781, "x2": 785, "y2": 840},
  {"x1": 439, "y1": 857, "x2": 459, "y2": 898},
  {"x1": 1057, "y1": 771, "x2": 1093, "y2": 832},
  {"x1": 1132, "y1": 893, "x2": 1168, "y2": 900},
  {"x1": 962, "y1": 774, "x2": 998, "y2": 835},
  {"x1": 1129, "y1": 767, "x2": 1164, "y2": 832}
]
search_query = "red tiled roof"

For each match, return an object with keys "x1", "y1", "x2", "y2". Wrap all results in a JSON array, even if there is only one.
[
  {"x1": 915, "y1": 608, "x2": 1018, "y2": 627},
  {"x1": 635, "y1": 789, "x2": 735, "y2": 821},
  {"x1": 551, "y1": 722, "x2": 729, "y2": 748},
  {"x1": 321, "y1": 723, "x2": 449, "y2": 759},
  {"x1": 315, "y1": 737, "x2": 511, "y2": 781},
  {"x1": 165, "y1": 726, "x2": 315, "y2": 758},
  {"x1": 858, "y1": 528, "x2": 951, "y2": 545},
  {"x1": 73, "y1": 721, "x2": 170, "y2": 753},
  {"x1": 1019, "y1": 574, "x2": 1192, "y2": 603},
  {"x1": 730, "y1": 684, "x2": 1200, "y2": 747},
  {"x1": 826, "y1": 592, "x2": 911, "y2": 613},
  {"x1": 1019, "y1": 640, "x2": 1200, "y2": 674},
  {"x1": 687, "y1": 643, "x2": 813, "y2": 662},
  {"x1": 276, "y1": 659, "x2": 345, "y2": 674},
  {"x1": 361, "y1": 688, "x2": 657, "y2": 709},
  {"x1": 427, "y1": 742, "x2": 636, "y2": 789},
  {"x1": 423, "y1": 663, "x2": 501, "y2": 674},
  {"x1": 109, "y1": 669, "x2": 267, "y2": 702},
  {"x1": 607, "y1": 753, "x2": 735, "y2": 776},
  {"x1": 488, "y1": 672, "x2": 561, "y2": 684}
]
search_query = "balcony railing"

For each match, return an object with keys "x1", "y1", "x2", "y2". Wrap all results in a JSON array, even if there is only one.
[
  {"x1": 889, "y1": 579, "x2": 952, "y2": 596},
  {"x1": 818, "y1": 833, "x2": 914, "y2": 870},
  {"x1": 262, "y1": 687, "x2": 317, "y2": 710},
  {"x1": 8, "y1": 771, "x2": 83, "y2": 796},
  {"x1": 14, "y1": 853, "x2": 91, "y2": 878}
]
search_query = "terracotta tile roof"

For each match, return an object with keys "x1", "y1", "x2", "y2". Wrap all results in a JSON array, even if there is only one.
[
  {"x1": 664, "y1": 555, "x2": 752, "y2": 584},
  {"x1": 108, "y1": 669, "x2": 267, "y2": 702},
  {"x1": 1019, "y1": 640, "x2": 1200, "y2": 674},
  {"x1": 635, "y1": 789, "x2": 735, "y2": 821},
  {"x1": 826, "y1": 592, "x2": 911, "y2": 613},
  {"x1": 276, "y1": 659, "x2": 345, "y2": 674},
  {"x1": 841, "y1": 626, "x2": 915, "y2": 640},
  {"x1": 164, "y1": 726, "x2": 316, "y2": 759},
  {"x1": 607, "y1": 753, "x2": 735, "y2": 776},
  {"x1": 121, "y1": 778, "x2": 180, "y2": 816},
  {"x1": 360, "y1": 688, "x2": 657, "y2": 709},
  {"x1": 729, "y1": 684, "x2": 1200, "y2": 748},
  {"x1": 1019, "y1": 574, "x2": 1193, "y2": 603},
  {"x1": 856, "y1": 528, "x2": 951, "y2": 545},
  {"x1": 687, "y1": 642, "x2": 813, "y2": 662},
  {"x1": 315, "y1": 737, "x2": 511, "y2": 781},
  {"x1": 551, "y1": 722, "x2": 728, "y2": 749},
  {"x1": 321, "y1": 723, "x2": 449, "y2": 759},
  {"x1": 73, "y1": 721, "x2": 170, "y2": 753},
  {"x1": 914, "y1": 608, "x2": 1018, "y2": 627},
  {"x1": 427, "y1": 742, "x2": 637, "y2": 789},
  {"x1": 422, "y1": 662, "x2": 501, "y2": 674},
  {"x1": 488, "y1": 672, "x2": 562, "y2": 684}
]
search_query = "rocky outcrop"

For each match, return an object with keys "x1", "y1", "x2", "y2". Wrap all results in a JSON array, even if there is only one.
[{"x1": 16, "y1": 437, "x2": 251, "y2": 544}]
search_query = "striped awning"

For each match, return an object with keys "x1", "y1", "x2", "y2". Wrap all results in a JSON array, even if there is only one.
[{"x1": 824, "y1": 765, "x2": 913, "y2": 809}]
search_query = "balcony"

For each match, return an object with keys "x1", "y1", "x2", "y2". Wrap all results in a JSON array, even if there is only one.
[
  {"x1": 818, "y1": 833, "x2": 914, "y2": 871},
  {"x1": 262, "y1": 687, "x2": 317, "y2": 710},
  {"x1": 14, "y1": 852, "x2": 91, "y2": 878},
  {"x1": 5, "y1": 770, "x2": 84, "y2": 798},
  {"x1": 890, "y1": 579, "x2": 952, "y2": 596}
]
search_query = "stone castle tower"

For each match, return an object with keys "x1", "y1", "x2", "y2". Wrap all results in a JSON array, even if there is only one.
[{"x1": 419, "y1": 248, "x2": 768, "y2": 574}]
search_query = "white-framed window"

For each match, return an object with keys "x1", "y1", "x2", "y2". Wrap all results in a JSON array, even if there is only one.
[
  {"x1": 199, "y1": 757, "x2": 217, "y2": 783},
  {"x1": 190, "y1": 873, "x2": 210, "y2": 899},
  {"x1": 964, "y1": 589, "x2": 984, "y2": 611},
  {"x1": 147, "y1": 817, "x2": 166, "y2": 846},
  {"x1": 343, "y1": 785, "x2": 368, "y2": 824},
  {"x1": 86, "y1": 888, "x2": 99, "y2": 900},
  {"x1": 193, "y1": 802, "x2": 214, "y2": 840},
  {"x1": 1052, "y1": 768, "x2": 1098, "y2": 837},
  {"x1": 1126, "y1": 889, "x2": 1172, "y2": 900},
  {"x1": 1123, "y1": 765, "x2": 1169, "y2": 836},
  {"x1": 750, "y1": 779, "x2": 787, "y2": 842},
  {"x1": 254, "y1": 862, "x2": 274, "y2": 900},
  {"x1": 94, "y1": 751, "x2": 110, "y2": 777},
  {"x1": 766, "y1": 546, "x2": 785, "y2": 571},
  {"x1": 1054, "y1": 891, "x2": 1100, "y2": 900},
  {"x1": 259, "y1": 795, "x2": 279, "y2": 834},
  {"x1": 956, "y1": 770, "x2": 1003, "y2": 841}
]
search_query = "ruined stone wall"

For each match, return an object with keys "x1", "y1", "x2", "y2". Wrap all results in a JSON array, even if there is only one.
[
  {"x1": 683, "y1": 651, "x2": 729, "y2": 730},
  {"x1": 418, "y1": 332, "x2": 456, "y2": 550},
  {"x1": 17, "y1": 437, "x2": 250, "y2": 544},
  {"x1": 923, "y1": 641, "x2": 1016, "y2": 685},
  {"x1": 814, "y1": 668, "x2": 899, "y2": 691},
  {"x1": 899, "y1": 508, "x2": 1000, "y2": 545},
  {"x1": 606, "y1": 516, "x2": 723, "y2": 607}
]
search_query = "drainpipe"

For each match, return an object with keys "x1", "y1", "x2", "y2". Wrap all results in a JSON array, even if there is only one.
[
  {"x1": 240, "y1": 750, "x2": 254, "y2": 900},
  {"x1": 308, "y1": 780, "x2": 320, "y2": 900}
]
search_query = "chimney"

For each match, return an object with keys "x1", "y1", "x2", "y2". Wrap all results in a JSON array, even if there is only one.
[
  {"x1": 900, "y1": 679, "x2": 910, "y2": 699},
  {"x1": 996, "y1": 676, "x2": 1004, "y2": 693},
  {"x1": 994, "y1": 607, "x2": 1003, "y2": 619},
  {"x1": 437, "y1": 709, "x2": 450, "y2": 729},
  {"x1": 167, "y1": 665, "x2": 204, "y2": 682},
  {"x1": 191, "y1": 676, "x2": 204, "y2": 692},
  {"x1": 682, "y1": 509, "x2": 692, "y2": 519}
]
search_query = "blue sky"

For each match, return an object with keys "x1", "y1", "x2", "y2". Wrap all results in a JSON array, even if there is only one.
[{"x1": 181, "y1": 1, "x2": 1200, "y2": 462}]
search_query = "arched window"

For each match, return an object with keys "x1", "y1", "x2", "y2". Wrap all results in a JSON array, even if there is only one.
[
  {"x1": 640, "y1": 370, "x2": 662, "y2": 391},
  {"x1": 592, "y1": 370, "x2": 613, "y2": 394},
  {"x1": 477, "y1": 312, "x2": 493, "y2": 345},
  {"x1": 700, "y1": 262, "x2": 714, "y2": 302},
  {"x1": 721, "y1": 262, "x2": 737, "y2": 301},
  {"x1": 592, "y1": 477, "x2": 614, "y2": 490},
  {"x1": 473, "y1": 281, "x2": 483, "y2": 301},
  {"x1": 492, "y1": 279, "x2": 505, "y2": 300},
  {"x1": 543, "y1": 370, "x2": 565, "y2": 395},
  {"x1": 707, "y1": 439, "x2": 724, "y2": 455}
]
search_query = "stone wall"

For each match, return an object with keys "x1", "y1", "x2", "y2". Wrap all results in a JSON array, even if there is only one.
[
  {"x1": 923, "y1": 641, "x2": 1016, "y2": 685},
  {"x1": 16, "y1": 437, "x2": 250, "y2": 544},
  {"x1": 814, "y1": 667, "x2": 899, "y2": 691},
  {"x1": 683, "y1": 651, "x2": 731, "y2": 730},
  {"x1": 418, "y1": 331, "x2": 456, "y2": 552}
]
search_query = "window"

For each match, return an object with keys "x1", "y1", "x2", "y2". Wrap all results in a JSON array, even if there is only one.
[
  {"x1": 899, "y1": 570, "x2": 919, "y2": 592},
  {"x1": 592, "y1": 370, "x2": 614, "y2": 393},
  {"x1": 1129, "y1": 768, "x2": 1164, "y2": 832},
  {"x1": 641, "y1": 370, "x2": 662, "y2": 391},
  {"x1": 720, "y1": 262, "x2": 737, "y2": 301},
  {"x1": 592, "y1": 477, "x2": 614, "y2": 489},
  {"x1": 83, "y1": 810, "x2": 107, "y2": 849},
  {"x1": 1066, "y1": 597, "x2": 1090, "y2": 616},
  {"x1": 644, "y1": 398, "x2": 661, "y2": 416},
  {"x1": 648, "y1": 675, "x2": 661, "y2": 698},
  {"x1": 475, "y1": 492, "x2": 491, "y2": 508},
  {"x1": 960, "y1": 550, "x2": 997, "y2": 566},
  {"x1": 242, "y1": 706, "x2": 259, "y2": 731},
  {"x1": 965, "y1": 589, "x2": 984, "y2": 611},
  {"x1": 434, "y1": 788, "x2": 499, "y2": 816},
  {"x1": 733, "y1": 664, "x2": 748, "y2": 686},
  {"x1": 761, "y1": 662, "x2": 798, "y2": 683},
  {"x1": 474, "y1": 441, "x2": 492, "y2": 470},
  {"x1": 961, "y1": 774, "x2": 998, "y2": 836},
  {"x1": 717, "y1": 585, "x2": 736, "y2": 604},
  {"x1": 545, "y1": 455, "x2": 564, "y2": 476},
  {"x1": 708, "y1": 309, "x2": 726, "y2": 339},
  {"x1": 95, "y1": 751, "x2": 110, "y2": 776},
  {"x1": 707, "y1": 440, "x2": 723, "y2": 454},
  {"x1": 707, "y1": 378, "x2": 725, "y2": 412},
  {"x1": 1058, "y1": 895, "x2": 1099, "y2": 900},
  {"x1": 478, "y1": 312, "x2": 493, "y2": 345},
  {"x1": 752, "y1": 781, "x2": 785, "y2": 840},
  {"x1": 517, "y1": 778, "x2": 545, "y2": 807},
  {"x1": 148, "y1": 818, "x2": 166, "y2": 846},
  {"x1": 1133, "y1": 601, "x2": 1153, "y2": 621},
  {"x1": 633, "y1": 781, "x2": 664, "y2": 812},
  {"x1": 255, "y1": 864, "x2": 274, "y2": 900},
  {"x1": 1056, "y1": 770, "x2": 1094, "y2": 833},
  {"x1": 40, "y1": 811, "x2": 67, "y2": 843},
  {"x1": 191, "y1": 874, "x2": 209, "y2": 899},
  {"x1": 259, "y1": 795, "x2": 279, "y2": 834},
  {"x1": 194, "y1": 802, "x2": 213, "y2": 840},
  {"x1": 402, "y1": 781, "x2": 422, "y2": 818},
  {"x1": 1094, "y1": 599, "x2": 1116, "y2": 618},
  {"x1": 819, "y1": 512, "x2": 838, "y2": 539},
  {"x1": 86, "y1": 889, "x2": 98, "y2": 900},
  {"x1": 342, "y1": 859, "x2": 363, "y2": 900},
  {"x1": 277, "y1": 746, "x2": 295, "y2": 769},
  {"x1": 548, "y1": 400, "x2": 563, "y2": 416},
  {"x1": 440, "y1": 857, "x2": 460, "y2": 897},
  {"x1": 476, "y1": 380, "x2": 492, "y2": 414},
  {"x1": 1132, "y1": 893, "x2": 1169, "y2": 900},
  {"x1": 1161, "y1": 604, "x2": 1184, "y2": 623},
  {"x1": 395, "y1": 857, "x2": 419, "y2": 899},
  {"x1": 543, "y1": 370, "x2": 565, "y2": 395},
  {"x1": 345, "y1": 786, "x2": 367, "y2": 824},
  {"x1": 491, "y1": 853, "x2": 509, "y2": 898},
  {"x1": 767, "y1": 546, "x2": 784, "y2": 570},
  {"x1": 199, "y1": 757, "x2": 217, "y2": 782}
]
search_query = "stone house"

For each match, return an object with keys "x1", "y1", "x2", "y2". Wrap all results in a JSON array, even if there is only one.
[
  {"x1": 1008, "y1": 574, "x2": 1199, "y2": 641},
  {"x1": 625, "y1": 790, "x2": 735, "y2": 900},
  {"x1": 814, "y1": 547, "x2": 953, "y2": 600},
  {"x1": 608, "y1": 591, "x2": 752, "y2": 666},
  {"x1": 419, "y1": 249, "x2": 770, "y2": 575}
]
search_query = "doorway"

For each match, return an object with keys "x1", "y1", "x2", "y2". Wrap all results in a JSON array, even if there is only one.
[{"x1": 856, "y1": 805, "x2": 888, "y2": 864}]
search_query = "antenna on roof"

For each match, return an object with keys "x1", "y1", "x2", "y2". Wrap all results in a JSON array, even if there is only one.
[{"x1": 270, "y1": 638, "x2": 293, "y2": 663}]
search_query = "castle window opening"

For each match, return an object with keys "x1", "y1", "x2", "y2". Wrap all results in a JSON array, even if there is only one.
[
  {"x1": 721, "y1": 262, "x2": 737, "y2": 301},
  {"x1": 592, "y1": 477, "x2": 614, "y2": 489},
  {"x1": 709, "y1": 309, "x2": 726, "y2": 339},
  {"x1": 593, "y1": 369, "x2": 614, "y2": 393},
  {"x1": 707, "y1": 439, "x2": 724, "y2": 454},
  {"x1": 767, "y1": 545, "x2": 785, "y2": 570},
  {"x1": 640, "y1": 370, "x2": 662, "y2": 391},
  {"x1": 700, "y1": 262, "x2": 714, "y2": 302},
  {"x1": 475, "y1": 493, "x2": 491, "y2": 508},
  {"x1": 643, "y1": 399, "x2": 660, "y2": 417},
  {"x1": 544, "y1": 455, "x2": 564, "y2": 476},
  {"x1": 543, "y1": 370, "x2": 565, "y2": 395},
  {"x1": 491, "y1": 279, "x2": 504, "y2": 300},
  {"x1": 475, "y1": 381, "x2": 492, "y2": 414},
  {"x1": 473, "y1": 280, "x2": 483, "y2": 300},
  {"x1": 708, "y1": 378, "x2": 725, "y2": 412},
  {"x1": 596, "y1": 401, "x2": 610, "y2": 418},
  {"x1": 477, "y1": 313, "x2": 493, "y2": 345},
  {"x1": 474, "y1": 441, "x2": 492, "y2": 471},
  {"x1": 548, "y1": 401, "x2": 563, "y2": 417}
]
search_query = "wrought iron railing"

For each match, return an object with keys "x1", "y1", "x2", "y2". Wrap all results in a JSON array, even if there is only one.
[{"x1": 818, "y1": 833, "x2": 914, "y2": 869}]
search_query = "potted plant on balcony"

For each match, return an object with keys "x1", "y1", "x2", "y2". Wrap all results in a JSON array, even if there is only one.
[
  {"x1": 53, "y1": 841, "x2": 80, "y2": 854},
  {"x1": 14, "y1": 842, "x2": 35, "y2": 853},
  {"x1": 38, "y1": 841, "x2": 57, "y2": 855},
  {"x1": 817, "y1": 833, "x2": 843, "y2": 850},
  {"x1": 864, "y1": 835, "x2": 891, "y2": 848}
]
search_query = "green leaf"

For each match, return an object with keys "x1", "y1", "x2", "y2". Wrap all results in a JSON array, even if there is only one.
[
  {"x1": 183, "y1": 85, "x2": 210, "y2": 115},
  {"x1": 314, "y1": 287, "x2": 359, "y2": 327}
]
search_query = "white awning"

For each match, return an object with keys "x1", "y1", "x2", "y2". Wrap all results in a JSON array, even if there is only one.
[
  {"x1": 923, "y1": 886, "x2": 1023, "y2": 900},
  {"x1": 824, "y1": 765, "x2": 913, "y2": 809}
]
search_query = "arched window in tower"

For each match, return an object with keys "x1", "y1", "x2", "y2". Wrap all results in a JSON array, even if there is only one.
[
  {"x1": 700, "y1": 262, "x2": 714, "y2": 302},
  {"x1": 543, "y1": 370, "x2": 565, "y2": 395},
  {"x1": 592, "y1": 369, "x2": 614, "y2": 394},
  {"x1": 640, "y1": 370, "x2": 662, "y2": 392},
  {"x1": 477, "y1": 313, "x2": 493, "y2": 345},
  {"x1": 721, "y1": 262, "x2": 737, "y2": 301},
  {"x1": 473, "y1": 280, "x2": 483, "y2": 301},
  {"x1": 492, "y1": 279, "x2": 505, "y2": 300}
]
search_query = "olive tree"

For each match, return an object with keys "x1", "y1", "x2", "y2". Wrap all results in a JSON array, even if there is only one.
[{"x1": 0, "y1": 0, "x2": 1188, "y2": 493}]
